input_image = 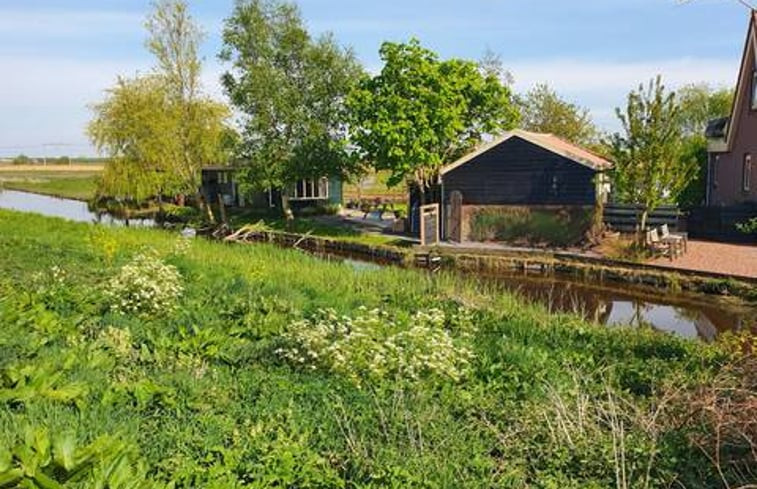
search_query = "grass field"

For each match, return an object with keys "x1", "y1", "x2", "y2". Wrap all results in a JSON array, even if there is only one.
[
  {"x1": 0, "y1": 209, "x2": 752, "y2": 488},
  {"x1": 0, "y1": 165, "x2": 102, "y2": 200},
  {"x1": 344, "y1": 171, "x2": 407, "y2": 202}
]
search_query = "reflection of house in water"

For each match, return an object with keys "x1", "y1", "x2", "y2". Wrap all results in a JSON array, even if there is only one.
[{"x1": 482, "y1": 272, "x2": 753, "y2": 341}]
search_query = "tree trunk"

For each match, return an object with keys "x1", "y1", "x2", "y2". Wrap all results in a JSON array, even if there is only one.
[
  {"x1": 638, "y1": 208, "x2": 649, "y2": 246},
  {"x1": 281, "y1": 192, "x2": 294, "y2": 231},
  {"x1": 198, "y1": 192, "x2": 215, "y2": 224}
]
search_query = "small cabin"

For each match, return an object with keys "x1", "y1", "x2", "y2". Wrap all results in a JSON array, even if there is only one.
[
  {"x1": 411, "y1": 130, "x2": 612, "y2": 246},
  {"x1": 201, "y1": 167, "x2": 343, "y2": 210}
]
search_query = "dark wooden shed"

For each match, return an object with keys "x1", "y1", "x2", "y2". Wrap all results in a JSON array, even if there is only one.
[{"x1": 412, "y1": 130, "x2": 612, "y2": 245}]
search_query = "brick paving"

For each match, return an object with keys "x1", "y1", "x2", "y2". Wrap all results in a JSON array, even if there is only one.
[{"x1": 649, "y1": 240, "x2": 757, "y2": 278}]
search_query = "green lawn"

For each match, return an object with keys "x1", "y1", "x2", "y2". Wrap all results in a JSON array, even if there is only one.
[
  {"x1": 0, "y1": 172, "x2": 99, "y2": 201},
  {"x1": 0, "y1": 209, "x2": 751, "y2": 488},
  {"x1": 228, "y1": 208, "x2": 412, "y2": 247}
]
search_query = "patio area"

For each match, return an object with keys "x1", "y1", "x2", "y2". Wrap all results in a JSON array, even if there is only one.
[{"x1": 649, "y1": 240, "x2": 757, "y2": 279}]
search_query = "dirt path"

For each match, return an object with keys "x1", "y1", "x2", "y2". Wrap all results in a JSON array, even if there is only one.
[{"x1": 649, "y1": 240, "x2": 757, "y2": 278}]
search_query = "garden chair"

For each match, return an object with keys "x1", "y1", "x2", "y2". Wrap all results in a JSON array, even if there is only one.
[
  {"x1": 647, "y1": 228, "x2": 679, "y2": 261},
  {"x1": 660, "y1": 224, "x2": 687, "y2": 254}
]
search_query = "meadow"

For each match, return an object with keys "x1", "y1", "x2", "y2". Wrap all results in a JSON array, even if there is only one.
[
  {"x1": 0, "y1": 165, "x2": 102, "y2": 201},
  {"x1": 0, "y1": 209, "x2": 753, "y2": 488}
]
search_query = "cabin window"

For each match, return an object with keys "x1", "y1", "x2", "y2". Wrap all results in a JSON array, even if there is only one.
[
  {"x1": 289, "y1": 177, "x2": 329, "y2": 200},
  {"x1": 218, "y1": 172, "x2": 229, "y2": 185},
  {"x1": 752, "y1": 70, "x2": 757, "y2": 110},
  {"x1": 744, "y1": 154, "x2": 752, "y2": 192}
]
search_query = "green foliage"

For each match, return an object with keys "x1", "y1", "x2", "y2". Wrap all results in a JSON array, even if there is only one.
[
  {"x1": 516, "y1": 83, "x2": 598, "y2": 146},
  {"x1": 12, "y1": 154, "x2": 31, "y2": 166},
  {"x1": 347, "y1": 39, "x2": 519, "y2": 190},
  {"x1": 676, "y1": 135, "x2": 709, "y2": 208},
  {"x1": 0, "y1": 209, "x2": 750, "y2": 488},
  {"x1": 609, "y1": 76, "x2": 697, "y2": 239},
  {"x1": 469, "y1": 206, "x2": 594, "y2": 246},
  {"x1": 676, "y1": 82, "x2": 734, "y2": 137},
  {"x1": 89, "y1": 0, "x2": 230, "y2": 201},
  {"x1": 736, "y1": 217, "x2": 757, "y2": 234},
  {"x1": 220, "y1": 0, "x2": 362, "y2": 206},
  {"x1": 0, "y1": 427, "x2": 149, "y2": 488}
]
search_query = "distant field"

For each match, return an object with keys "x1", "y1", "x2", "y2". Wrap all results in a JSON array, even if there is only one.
[
  {"x1": 344, "y1": 171, "x2": 406, "y2": 202},
  {"x1": 0, "y1": 163, "x2": 104, "y2": 173},
  {"x1": 0, "y1": 165, "x2": 101, "y2": 200}
]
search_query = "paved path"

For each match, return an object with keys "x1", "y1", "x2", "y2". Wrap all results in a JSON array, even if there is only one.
[{"x1": 650, "y1": 240, "x2": 757, "y2": 278}]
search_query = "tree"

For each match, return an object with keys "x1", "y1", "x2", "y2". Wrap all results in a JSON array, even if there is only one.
[
  {"x1": 517, "y1": 83, "x2": 598, "y2": 146},
  {"x1": 220, "y1": 0, "x2": 363, "y2": 212},
  {"x1": 675, "y1": 83, "x2": 734, "y2": 207},
  {"x1": 609, "y1": 76, "x2": 696, "y2": 243},
  {"x1": 676, "y1": 83, "x2": 733, "y2": 137},
  {"x1": 347, "y1": 39, "x2": 518, "y2": 202},
  {"x1": 89, "y1": 0, "x2": 230, "y2": 206},
  {"x1": 12, "y1": 154, "x2": 30, "y2": 166}
]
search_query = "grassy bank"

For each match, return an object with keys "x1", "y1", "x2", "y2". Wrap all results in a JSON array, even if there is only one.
[
  {"x1": 0, "y1": 167, "x2": 100, "y2": 201},
  {"x1": 0, "y1": 209, "x2": 753, "y2": 488}
]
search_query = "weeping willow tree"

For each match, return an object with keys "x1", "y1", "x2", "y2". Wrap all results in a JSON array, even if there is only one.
[{"x1": 88, "y1": 0, "x2": 231, "y2": 209}]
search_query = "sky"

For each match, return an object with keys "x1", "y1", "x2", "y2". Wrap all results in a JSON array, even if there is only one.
[{"x1": 0, "y1": 0, "x2": 752, "y2": 157}]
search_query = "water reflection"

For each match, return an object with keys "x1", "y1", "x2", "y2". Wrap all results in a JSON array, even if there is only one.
[
  {"x1": 0, "y1": 190, "x2": 154, "y2": 227},
  {"x1": 487, "y1": 273, "x2": 755, "y2": 342}
]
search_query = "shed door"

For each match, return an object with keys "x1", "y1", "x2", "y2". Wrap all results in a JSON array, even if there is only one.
[{"x1": 448, "y1": 191, "x2": 463, "y2": 242}]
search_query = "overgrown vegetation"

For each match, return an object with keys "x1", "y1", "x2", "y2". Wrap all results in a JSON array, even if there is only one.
[
  {"x1": 469, "y1": 206, "x2": 595, "y2": 247},
  {"x1": 0, "y1": 209, "x2": 754, "y2": 487}
]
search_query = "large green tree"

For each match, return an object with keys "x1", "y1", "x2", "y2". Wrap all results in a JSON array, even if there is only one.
[
  {"x1": 220, "y1": 0, "x2": 363, "y2": 211},
  {"x1": 347, "y1": 39, "x2": 519, "y2": 201},
  {"x1": 609, "y1": 76, "x2": 696, "y2": 243},
  {"x1": 517, "y1": 83, "x2": 598, "y2": 146},
  {"x1": 89, "y1": 0, "x2": 230, "y2": 204}
]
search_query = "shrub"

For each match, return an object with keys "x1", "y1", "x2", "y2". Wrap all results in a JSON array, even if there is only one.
[
  {"x1": 104, "y1": 251, "x2": 183, "y2": 317},
  {"x1": 279, "y1": 307, "x2": 474, "y2": 385}
]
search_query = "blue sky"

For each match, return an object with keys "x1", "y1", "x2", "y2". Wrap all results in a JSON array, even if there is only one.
[{"x1": 0, "y1": 0, "x2": 751, "y2": 157}]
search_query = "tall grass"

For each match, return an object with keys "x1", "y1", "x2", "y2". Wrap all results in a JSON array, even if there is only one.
[{"x1": 0, "y1": 209, "x2": 752, "y2": 488}]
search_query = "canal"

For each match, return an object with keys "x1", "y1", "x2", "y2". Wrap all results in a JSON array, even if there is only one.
[{"x1": 2, "y1": 188, "x2": 755, "y2": 341}]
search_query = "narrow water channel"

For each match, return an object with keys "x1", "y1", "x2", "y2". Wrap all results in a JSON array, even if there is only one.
[
  {"x1": 0, "y1": 189, "x2": 154, "y2": 226},
  {"x1": 320, "y1": 252, "x2": 756, "y2": 342},
  {"x1": 2, "y1": 189, "x2": 755, "y2": 341}
]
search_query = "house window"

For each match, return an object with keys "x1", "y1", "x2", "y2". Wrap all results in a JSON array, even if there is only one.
[
  {"x1": 752, "y1": 70, "x2": 757, "y2": 110},
  {"x1": 289, "y1": 177, "x2": 329, "y2": 200},
  {"x1": 744, "y1": 154, "x2": 752, "y2": 192},
  {"x1": 218, "y1": 172, "x2": 229, "y2": 184}
]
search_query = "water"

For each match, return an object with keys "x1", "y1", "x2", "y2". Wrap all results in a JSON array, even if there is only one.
[
  {"x1": 477, "y1": 272, "x2": 755, "y2": 341},
  {"x1": 317, "y1": 251, "x2": 756, "y2": 341},
  {"x1": 2, "y1": 189, "x2": 754, "y2": 341},
  {"x1": 0, "y1": 189, "x2": 155, "y2": 227}
]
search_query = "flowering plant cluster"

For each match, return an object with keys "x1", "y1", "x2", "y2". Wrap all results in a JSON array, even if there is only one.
[
  {"x1": 104, "y1": 252, "x2": 183, "y2": 317},
  {"x1": 279, "y1": 307, "x2": 474, "y2": 385}
]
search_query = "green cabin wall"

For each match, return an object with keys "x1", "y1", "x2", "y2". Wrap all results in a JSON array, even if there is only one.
[{"x1": 328, "y1": 176, "x2": 343, "y2": 206}]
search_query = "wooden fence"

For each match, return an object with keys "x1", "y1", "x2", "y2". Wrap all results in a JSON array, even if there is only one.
[
  {"x1": 603, "y1": 204, "x2": 681, "y2": 233},
  {"x1": 687, "y1": 205, "x2": 757, "y2": 243}
]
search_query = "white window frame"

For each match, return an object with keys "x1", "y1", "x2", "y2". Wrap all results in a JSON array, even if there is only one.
[{"x1": 289, "y1": 177, "x2": 330, "y2": 201}]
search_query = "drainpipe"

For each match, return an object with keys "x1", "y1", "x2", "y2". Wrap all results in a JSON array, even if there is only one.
[{"x1": 440, "y1": 176, "x2": 445, "y2": 241}]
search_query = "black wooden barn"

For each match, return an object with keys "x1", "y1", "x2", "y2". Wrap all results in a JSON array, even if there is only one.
[{"x1": 410, "y1": 130, "x2": 612, "y2": 243}]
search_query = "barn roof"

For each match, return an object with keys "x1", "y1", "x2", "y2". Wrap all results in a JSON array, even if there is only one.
[{"x1": 440, "y1": 129, "x2": 612, "y2": 176}]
